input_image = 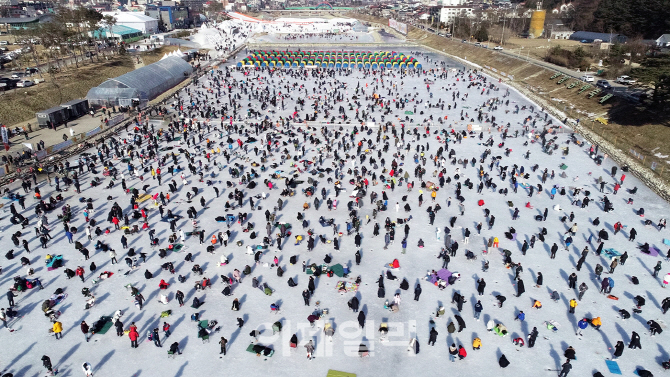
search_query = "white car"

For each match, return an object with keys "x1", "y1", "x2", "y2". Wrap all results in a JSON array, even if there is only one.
[
  {"x1": 10, "y1": 72, "x2": 24, "y2": 79},
  {"x1": 16, "y1": 80, "x2": 33, "y2": 87},
  {"x1": 581, "y1": 75, "x2": 594, "y2": 82},
  {"x1": 494, "y1": 46, "x2": 503, "y2": 50},
  {"x1": 616, "y1": 75, "x2": 636, "y2": 85}
]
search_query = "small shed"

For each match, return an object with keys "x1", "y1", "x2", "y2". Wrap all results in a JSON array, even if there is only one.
[
  {"x1": 61, "y1": 98, "x2": 89, "y2": 119},
  {"x1": 36, "y1": 106, "x2": 69, "y2": 128}
]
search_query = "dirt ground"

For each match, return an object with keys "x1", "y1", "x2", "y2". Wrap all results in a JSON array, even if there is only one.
[
  {"x1": 0, "y1": 56, "x2": 134, "y2": 125},
  {"x1": 504, "y1": 37, "x2": 584, "y2": 60}
]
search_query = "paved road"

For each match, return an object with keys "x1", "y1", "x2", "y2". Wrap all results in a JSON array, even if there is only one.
[{"x1": 409, "y1": 23, "x2": 639, "y2": 97}]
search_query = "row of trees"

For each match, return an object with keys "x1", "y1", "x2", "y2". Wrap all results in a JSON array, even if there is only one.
[{"x1": 11, "y1": 7, "x2": 119, "y2": 73}]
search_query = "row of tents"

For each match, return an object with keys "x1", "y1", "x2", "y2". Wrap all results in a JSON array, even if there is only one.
[{"x1": 237, "y1": 50, "x2": 422, "y2": 69}]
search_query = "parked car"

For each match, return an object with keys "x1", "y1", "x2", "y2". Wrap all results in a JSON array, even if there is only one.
[
  {"x1": 494, "y1": 46, "x2": 503, "y2": 50},
  {"x1": 474, "y1": 42, "x2": 482, "y2": 47},
  {"x1": 10, "y1": 72, "x2": 24, "y2": 79},
  {"x1": 461, "y1": 39, "x2": 467, "y2": 43},
  {"x1": 616, "y1": 75, "x2": 636, "y2": 85},
  {"x1": 16, "y1": 80, "x2": 33, "y2": 87},
  {"x1": 596, "y1": 79, "x2": 611, "y2": 89},
  {"x1": 580, "y1": 75, "x2": 594, "y2": 82},
  {"x1": 25, "y1": 67, "x2": 38, "y2": 75}
]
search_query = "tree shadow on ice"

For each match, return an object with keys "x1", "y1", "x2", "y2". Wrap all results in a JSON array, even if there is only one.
[
  {"x1": 94, "y1": 350, "x2": 115, "y2": 373},
  {"x1": 174, "y1": 361, "x2": 189, "y2": 377}
]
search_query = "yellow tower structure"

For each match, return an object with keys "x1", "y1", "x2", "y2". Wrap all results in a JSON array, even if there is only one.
[{"x1": 529, "y1": 2, "x2": 546, "y2": 38}]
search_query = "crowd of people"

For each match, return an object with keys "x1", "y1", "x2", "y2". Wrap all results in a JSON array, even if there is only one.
[{"x1": 0, "y1": 40, "x2": 668, "y2": 377}]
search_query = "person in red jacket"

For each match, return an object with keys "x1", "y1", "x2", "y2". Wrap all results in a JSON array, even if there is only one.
[
  {"x1": 458, "y1": 345, "x2": 467, "y2": 360},
  {"x1": 159, "y1": 279, "x2": 169, "y2": 289},
  {"x1": 76, "y1": 266, "x2": 85, "y2": 282},
  {"x1": 129, "y1": 324, "x2": 139, "y2": 348}
]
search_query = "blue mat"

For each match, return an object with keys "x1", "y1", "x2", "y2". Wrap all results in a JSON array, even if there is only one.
[
  {"x1": 603, "y1": 248, "x2": 622, "y2": 259},
  {"x1": 606, "y1": 360, "x2": 622, "y2": 375}
]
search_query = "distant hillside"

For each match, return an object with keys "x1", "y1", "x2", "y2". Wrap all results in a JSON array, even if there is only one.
[{"x1": 521, "y1": 0, "x2": 669, "y2": 39}]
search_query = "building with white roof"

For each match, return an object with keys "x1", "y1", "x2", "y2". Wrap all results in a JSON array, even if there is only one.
[{"x1": 102, "y1": 11, "x2": 159, "y2": 34}]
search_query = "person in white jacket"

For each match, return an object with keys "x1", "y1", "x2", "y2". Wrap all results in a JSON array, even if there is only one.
[{"x1": 82, "y1": 362, "x2": 93, "y2": 376}]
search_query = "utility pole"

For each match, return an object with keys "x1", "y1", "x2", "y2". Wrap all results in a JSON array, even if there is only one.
[{"x1": 501, "y1": 15, "x2": 505, "y2": 45}]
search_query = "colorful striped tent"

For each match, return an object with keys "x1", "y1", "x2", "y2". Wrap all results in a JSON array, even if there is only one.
[{"x1": 237, "y1": 50, "x2": 422, "y2": 70}]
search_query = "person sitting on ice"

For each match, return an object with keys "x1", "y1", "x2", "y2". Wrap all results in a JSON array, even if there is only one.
[{"x1": 159, "y1": 279, "x2": 170, "y2": 290}]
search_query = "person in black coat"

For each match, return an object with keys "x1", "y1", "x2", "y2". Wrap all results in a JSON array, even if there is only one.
[
  {"x1": 308, "y1": 277, "x2": 315, "y2": 295},
  {"x1": 648, "y1": 320, "x2": 662, "y2": 336},
  {"x1": 302, "y1": 290, "x2": 310, "y2": 306},
  {"x1": 41, "y1": 355, "x2": 52, "y2": 372},
  {"x1": 528, "y1": 327, "x2": 538, "y2": 348},
  {"x1": 377, "y1": 275, "x2": 384, "y2": 288},
  {"x1": 558, "y1": 360, "x2": 572, "y2": 377},
  {"x1": 477, "y1": 278, "x2": 486, "y2": 295},
  {"x1": 399, "y1": 278, "x2": 409, "y2": 290},
  {"x1": 455, "y1": 315, "x2": 466, "y2": 332},
  {"x1": 378, "y1": 286, "x2": 385, "y2": 298},
  {"x1": 428, "y1": 327, "x2": 438, "y2": 346},
  {"x1": 516, "y1": 278, "x2": 525, "y2": 297},
  {"x1": 414, "y1": 284, "x2": 422, "y2": 301},
  {"x1": 629, "y1": 331, "x2": 642, "y2": 349},
  {"x1": 348, "y1": 297, "x2": 359, "y2": 312},
  {"x1": 499, "y1": 354, "x2": 510, "y2": 368},
  {"x1": 613, "y1": 340, "x2": 624, "y2": 359},
  {"x1": 536, "y1": 272, "x2": 543, "y2": 288},
  {"x1": 355, "y1": 250, "x2": 361, "y2": 265},
  {"x1": 357, "y1": 310, "x2": 367, "y2": 328},
  {"x1": 456, "y1": 295, "x2": 465, "y2": 312}
]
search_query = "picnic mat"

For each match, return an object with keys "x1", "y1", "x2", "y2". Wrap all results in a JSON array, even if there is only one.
[
  {"x1": 429, "y1": 268, "x2": 452, "y2": 286},
  {"x1": 336, "y1": 281, "x2": 359, "y2": 292},
  {"x1": 605, "y1": 360, "x2": 622, "y2": 375},
  {"x1": 327, "y1": 371, "x2": 357, "y2": 377},
  {"x1": 136, "y1": 194, "x2": 152, "y2": 203},
  {"x1": 246, "y1": 343, "x2": 274, "y2": 357},
  {"x1": 641, "y1": 246, "x2": 660, "y2": 257},
  {"x1": 96, "y1": 316, "x2": 114, "y2": 335},
  {"x1": 603, "y1": 248, "x2": 622, "y2": 259}
]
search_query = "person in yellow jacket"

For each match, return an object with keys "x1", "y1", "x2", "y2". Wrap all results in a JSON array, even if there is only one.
[
  {"x1": 53, "y1": 321, "x2": 63, "y2": 339},
  {"x1": 472, "y1": 337, "x2": 482, "y2": 350},
  {"x1": 431, "y1": 190, "x2": 437, "y2": 202},
  {"x1": 295, "y1": 235, "x2": 303, "y2": 245},
  {"x1": 591, "y1": 317, "x2": 602, "y2": 330},
  {"x1": 569, "y1": 299, "x2": 578, "y2": 314},
  {"x1": 493, "y1": 237, "x2": 499, "y2": 248}
]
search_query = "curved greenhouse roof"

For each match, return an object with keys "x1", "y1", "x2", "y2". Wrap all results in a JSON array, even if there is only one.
[{"x1": 87, "y1": 56, "x2": 193, "y2": 107}]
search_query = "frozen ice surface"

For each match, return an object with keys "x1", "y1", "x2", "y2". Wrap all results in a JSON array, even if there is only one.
[{"x1": 1, "y1": 47, "x2": 668, "y2": 377}]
